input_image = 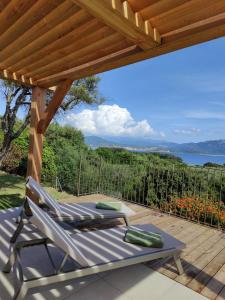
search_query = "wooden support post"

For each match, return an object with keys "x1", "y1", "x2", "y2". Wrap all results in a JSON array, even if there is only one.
[
  {"x1": 26, "y1": 86, "x2": 46, "y2": 203},
  {"x1": 38, "y1": 79, "x2": 73, "y2": 134}
]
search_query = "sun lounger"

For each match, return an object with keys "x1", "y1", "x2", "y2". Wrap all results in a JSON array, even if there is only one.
[
  {"x1": 4, "y1": 197, "x2": 185, "y2": 300},
  {"x1": 10, "y1": 176, "x2": 135, "y2": 243},
  {"x1": 26, "y1": 176, "x2": 135, "y2": 224}
]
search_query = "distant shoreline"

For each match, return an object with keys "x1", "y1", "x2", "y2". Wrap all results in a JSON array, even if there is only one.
[
  {"x1": 171, "y1": 152, "x2": 225, "y2": 157},
  {"x1": 130, "y1": 149, "x2": 225, "y2": 157}
]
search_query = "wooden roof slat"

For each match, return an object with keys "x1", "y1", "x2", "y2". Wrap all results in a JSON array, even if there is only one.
[
  {"x1": 0, "y1": 0, "x2": 224, "y2": 88},
  {"x1": 72, "y1": 0, "x2": 160, "y2": 49},
  {"x1": 1, "y1": 7, "x2": 90, "y2": 69},
  {"x1": 125, "y1": 0, "x2": 158, "y2": 12},
  {"x1": 27, "y1": 32, "x2": 128, "y2": 79},
  {"x1": 34, "y1": 39, "x2": 134, "y2": 81},
  {"x1": 0, "y1": 0, "x2": 37, "y2": 37},
  {"x1": 16, "y1": 25, "x2": 113, "y2": 75},
  {"x1": 150, "y1": 0, "x2": 225, "y2": 34},
  {"x1": 0, "y1": 1, "x2": 81, "y2": 66},
  {"x1": 36, "y1": 18, "x2": 225, "y2": 87},
  {"x1": 36, "y1": 45, "x2": 139, "y2": 87},
  {"x1": 11, "y1": 19, "x2": 102, "y2": 73},
  {"x1": 139, "y1": 0, "x2": 189, "y2": 20},
  {"x1": 0, "y1": 0, "x2": 11, "y2": 13},
  {"x1": 163, "y1": 12, "x2": 225, "y2": 42},
  {"x1": 0, "y1": 0, "x2": 64, "y2": 52}
]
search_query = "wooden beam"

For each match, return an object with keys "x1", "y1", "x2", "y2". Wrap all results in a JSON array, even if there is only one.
[
  {"x1": 72, "y1": 0, "x2": 160, "y2": 50},
  {"x1": 0, "y1": 68, "x2": 56, "y2": 91},
  {"x1": 38, "y1": 79, "x2": 73, "y2": 134},
  {"x1": 26, "y1": 87, "x2": 46, "y2": 203},
  {"x1": 0, "y1": 68, "x2": 34, "y2": 86},
  {"x1": 36, "y1": 16, "x2": 225, "y2": 86}
]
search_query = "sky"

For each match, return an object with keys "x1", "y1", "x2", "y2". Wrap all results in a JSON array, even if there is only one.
[
  {"x1": 2, "y1": 37, "x2": 225, "y2": 144},
  {"x1": 64, "y1": 36, "x2": 225, "y2": 144}
]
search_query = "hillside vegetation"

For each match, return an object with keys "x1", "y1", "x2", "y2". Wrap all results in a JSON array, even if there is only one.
[{"x1": 0, "y1": 122, "x2": 224, "y2": 230}]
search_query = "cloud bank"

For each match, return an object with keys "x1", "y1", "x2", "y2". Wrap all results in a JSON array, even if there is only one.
[{"x1": 64, "y1": 104, "x2": 163, "y2": 138}]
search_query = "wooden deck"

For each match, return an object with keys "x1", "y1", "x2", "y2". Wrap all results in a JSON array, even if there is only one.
[{"x1": 70, "y1": 194, "x2": 225, "y2": 300}]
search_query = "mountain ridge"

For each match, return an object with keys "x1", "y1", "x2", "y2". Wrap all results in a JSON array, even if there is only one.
[{"x1": 84, "y1": 136, "x2": 225, "y2": 155}]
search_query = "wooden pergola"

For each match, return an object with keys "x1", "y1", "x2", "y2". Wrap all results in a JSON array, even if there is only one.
[{"x1": 0, "y1": 0, "x2": 225, "y2": 197}]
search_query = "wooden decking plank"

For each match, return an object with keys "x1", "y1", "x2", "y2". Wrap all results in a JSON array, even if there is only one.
[
  {"x1": 156, "y1": 218, "x2": 188, "y2": 234},
  {"x1": 135, "y1": 213, "x2": 174, "y2": 226},
  {"x1": 174, "y1": 230, "x2": 224, "y2": 285},
  {"x1": 153, "y1": 226, "x2": 210, "y2": 278},
  {"x1": 201, "y1": 263, "x2": 225, "y2": 300},
  {"x1": 148, "y1": 222, "x2": 207, "y2": 273},
  {"x1": 65, "y1": 194, "x2": 225, "y2": 298},
  {"x1": 154, "y1": 219, "x2": 188, "y2": 235},
  {"x1": 160, "y1": 228, "x2": 219, "y2": 278},
  {"x1": 130, "y1": 209, "x2": 159, "y2": 222},
  {"x1": 216, "y1": 284, "x2": 225, "y2": 300},
  {"x1": 187, "y1": 246, "x2": 225, "y2": 293},
  {"x1": 177, "y1": 235, "x2": 225, "y2": 286}
]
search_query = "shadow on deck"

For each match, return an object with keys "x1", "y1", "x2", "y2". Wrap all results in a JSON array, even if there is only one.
[
  {"x1": 0, "y1": 193, "x2": 224, "y2": 300},
  {"x1": 72, "y1": 194, "x2": 225, "y2": 300}
]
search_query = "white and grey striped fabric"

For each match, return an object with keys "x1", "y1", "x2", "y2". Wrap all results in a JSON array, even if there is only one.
[
  {"x1": 69, "y1": 224, "x2": 185, "y2": 266},
  {"x1": 26, "y1": 176, "x2": 63, "y2": 217},
  {"x1": 26, "y1": 176, "x2": 135, "y2": 222},
  {"x1": 27, "y1": 198, "x2": 185, "y2": 269},
  {"x1": 27, "y1": 197, "x2": 89, "y2": 267}
]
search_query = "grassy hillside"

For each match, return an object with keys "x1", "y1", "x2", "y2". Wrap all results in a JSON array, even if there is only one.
[{"x1": 0, "y1": 171, "x2": 72, "y2": 210}]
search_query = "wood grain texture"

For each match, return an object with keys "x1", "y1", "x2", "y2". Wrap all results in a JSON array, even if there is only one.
[
  {"x1": 0, "y1": 0, "x2": 224, "y2": 88},
  {"x1": 26, "y1": 87, "x2": 46, "y2": 191},
  {"x1": 38, "y1": 79, "x2": 73, "y2": 134},
  {"x1": 72, "y1": 0, "x2": 159, "y2": 49}
]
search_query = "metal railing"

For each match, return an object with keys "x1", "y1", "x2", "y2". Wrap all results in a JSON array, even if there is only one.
[{"x1": 57, "y1": 154, "x2": 225, "y2": 231}]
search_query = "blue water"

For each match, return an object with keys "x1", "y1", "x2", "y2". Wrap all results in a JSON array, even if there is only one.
[{"x1": 172, "y1": 152, "x2": 225, "y2": 166}]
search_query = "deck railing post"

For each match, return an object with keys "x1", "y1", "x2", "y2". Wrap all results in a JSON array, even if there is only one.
[
  {"x1": 77, "y1": 154, "x2": 82, "y2": 197},
  {"x1": 97, "y1": 157, "x2": 102, "y2": 194}
]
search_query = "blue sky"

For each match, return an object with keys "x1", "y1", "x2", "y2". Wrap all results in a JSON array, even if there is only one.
[
  {"x1": 65, "y1": 36, "x2": 225, "y2": 143},
  {"x1": 97, "y1": 37, "x2": 225, "y2": 143},
  {"x1": 1, "y1": 37, "x2": 225, "y2": 144}
]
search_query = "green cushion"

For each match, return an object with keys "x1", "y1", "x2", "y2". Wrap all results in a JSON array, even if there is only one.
[
  {"x1": 96, "y1": 202, "x2": 121, "y2": 211},
  {"x1": 124, "y1": 228, "x2": 164, "y2": 248}
]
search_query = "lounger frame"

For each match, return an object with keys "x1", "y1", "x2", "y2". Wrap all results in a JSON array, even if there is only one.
[
  {"x1": 10, "y1": 203, "x2": 129, "y2": 244},
  {"x1": 4, "y1": 236, "x2": 183, "y2": 300}
]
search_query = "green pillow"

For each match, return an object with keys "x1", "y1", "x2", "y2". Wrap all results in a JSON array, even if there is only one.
[
  {"x1": 124, "y1": 228, "x2": 163, "y2": 248},
  {"x1": 96, "y1": 202, "x2": 121, "y2": 211}
]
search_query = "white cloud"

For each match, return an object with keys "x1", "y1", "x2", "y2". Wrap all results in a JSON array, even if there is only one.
[
  {"x1": 64, "y1": 104, "x2": 163, "y2": 138},
  {"x1": 185, "y1": 111, "x2": 225, "y2": 120},
  {"x1": 174, "y1": 128, "x2": 200, "y2": 135}
]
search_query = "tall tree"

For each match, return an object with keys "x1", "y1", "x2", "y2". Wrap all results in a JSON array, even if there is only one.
[{"x1": 0, "y1": 76, "x2": 104, "y2": 166}]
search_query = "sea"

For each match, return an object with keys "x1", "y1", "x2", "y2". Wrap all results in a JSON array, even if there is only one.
[
  {"x1": 131, "y1": 149, "x2": 225, "y2": 166},
  {"x1": 170, "y1": 152, "x2": 225, "y2": 166}
]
